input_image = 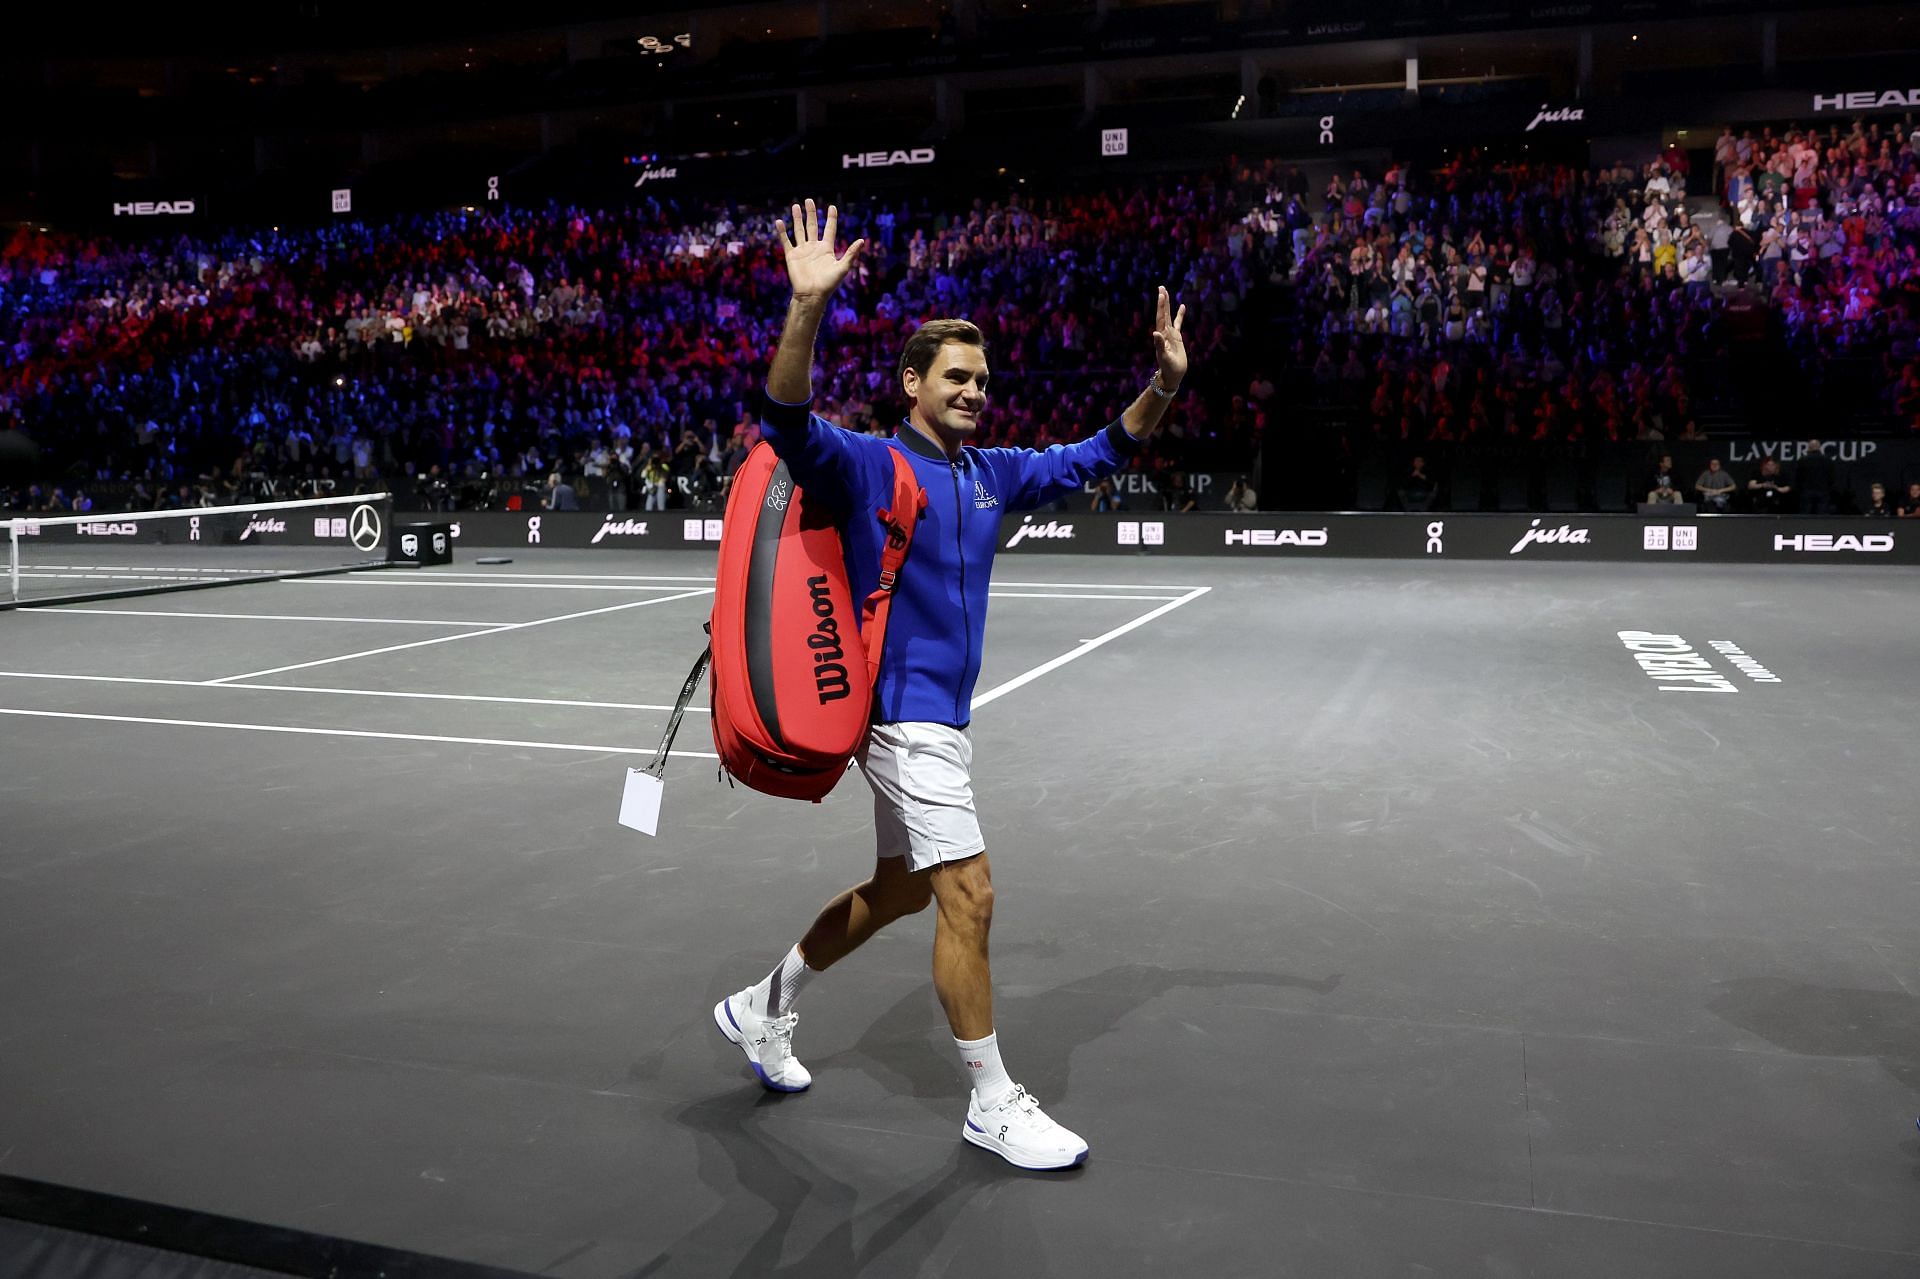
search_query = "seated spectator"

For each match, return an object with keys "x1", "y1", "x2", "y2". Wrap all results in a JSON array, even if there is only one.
[
  {"x1": 1646, "y1": 479, "x2": 1684, "y2": 505},
  {"x1": 1089, "y1": 477, "x2": 1127, "y2": 512},
  {"x1": 1898, "y1": 482, "x2": 1920, "y2": 519},
  {"x1": 545, "y1": 471, "x2": 580, "y2": 511},
  {"x1": 1863, "y1": 482, "x2": 1893, "y2": 518},
  {"x1": 1695, "y1": 458, "x2": 1736, "y2": 511},
  {"x1": 1224, "y1": 476, "x2": 1257, "y2": 513},
  {"x1": 1745, "y1": 457, "x2": 1793, "y2": 514}
]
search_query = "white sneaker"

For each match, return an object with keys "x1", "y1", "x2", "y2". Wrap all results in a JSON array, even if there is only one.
[
  {"x1": 713, "y1": 989, "x2": 812, "y2": 1093},
  {"x1": 962, "y1": 1084, "x2": 1088, "y2": 1170}
]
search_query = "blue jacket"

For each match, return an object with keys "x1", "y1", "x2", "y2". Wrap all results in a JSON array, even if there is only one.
[{"x1": 760, "y1": 392, "x2": 1142, "y2": 726}]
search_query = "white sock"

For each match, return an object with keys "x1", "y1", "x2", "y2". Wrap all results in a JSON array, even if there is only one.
[
  {"x1": 955, "y1": 1032, "x2": 1013, "y2": 1106},
  {"x1": 750, "y1": 944, "x2": 814, "y2": 1017}
]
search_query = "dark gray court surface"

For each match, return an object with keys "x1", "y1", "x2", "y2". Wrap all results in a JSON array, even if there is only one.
[{"x1": 1, "y1": 551, "x2": 1916, "y2": 1277}]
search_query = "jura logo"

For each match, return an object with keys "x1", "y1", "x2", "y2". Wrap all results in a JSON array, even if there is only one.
[
  {"x1": 239, "y1": 516, "x2": 287, "y2": 541},
  {"x1": 1774, "y1": 533, "x2": 1893, "y2": 553},
  {"x1": 591, "y1": 517, "x2": 650, "y2": 544},
  {"x1": 1510, "y1": 520, "x2": 1591, "y2": 554},
  {"x1": 1225, "y1": 528, "x2": 1329, "y2": 547},
  {"x1": 633, "y1": 165, "x2": 678, "y2": 187},
  {"x1": 805, "y1": 575, "x2": 852, "y2": 704},
  {"x1": 1814, "y1": 89, "x2": 1920, "y2": 113},
  {"x1": 77, "y1": 521, "x2": 138, "y2": 536},
  {"x1": 1525, "y1": 104, "x2": 1585, "y2": 132},
  {"x1": 113, "y1": 201, "x2": 195, "y2": 216},
  {"x1": 1006, "y1": 518, "x2": 1074, "y2": 548},
  {"x1": 842, "y1": 148, "x2": 935, "y2": 169}
]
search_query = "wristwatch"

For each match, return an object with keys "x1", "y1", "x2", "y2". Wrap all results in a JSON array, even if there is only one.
[{"x1": 1148, "y1": 373, "x2": 1180, "y2": 399}]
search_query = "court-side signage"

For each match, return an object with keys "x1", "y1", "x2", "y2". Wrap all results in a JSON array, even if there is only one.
[{"x1": 431, "y1": 512, "x2": 1919, "y2": 563}]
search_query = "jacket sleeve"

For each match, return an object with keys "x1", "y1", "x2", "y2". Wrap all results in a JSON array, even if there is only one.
[
  {"x1": 758, "y1": 390, "x2": 872, "y2": 518},
  {"x1": 983, "y1": 421, "x2": 1144, "y2": 512}
]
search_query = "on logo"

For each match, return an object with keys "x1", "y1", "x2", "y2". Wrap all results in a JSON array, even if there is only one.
[
  {"x1": 1425, "y1": 521, "x2": 1445, "y2": 555},
  {"x1": 526, "y1": 516, "x2": 543, "y2": 545}
]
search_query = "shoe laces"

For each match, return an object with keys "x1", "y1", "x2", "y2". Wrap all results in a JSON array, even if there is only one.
[
  {"x1": 996, "y1": 1084, "x2": 1042, "y2": 1117},
  {"x1": 767, "y1": 1011, "x2": 798, "y2": 1058}
]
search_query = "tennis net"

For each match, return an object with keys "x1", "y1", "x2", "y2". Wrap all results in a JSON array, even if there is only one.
[{"x1": 4, "y1": 492, "x2": 395, "y2": 607}]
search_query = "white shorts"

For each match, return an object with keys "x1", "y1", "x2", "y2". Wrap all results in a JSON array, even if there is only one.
[{"x1": 857, "y1": 721, "x2": 985, "y2": 874}]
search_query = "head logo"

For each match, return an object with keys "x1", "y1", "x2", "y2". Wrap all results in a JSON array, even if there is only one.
[
  {"x1": 1225, "y1": 528, "x2": 1329, "y2": 547},
  {"x1": 113, "y1": 201, "x2": 195, "y2": 216},
  {"x1": 1814, "y1": 89, "x2": 1920, "y2": 113},
  {"x1": 1774, "y1": 533, "x2": 1893, "y2": 553},
  {"x1": 239, "y1": 516, "x2": 287, "y2": 541},
  {"x1": 1510, "y1": 519, "x2": 1591, "y2": 554},
  {"x1": 842, "y1": 148, "x2": 935, "y2": 169},
  {"x1": 591, "y1": 517, "x2": 651, "y2": 544},
  {"x1": 77, "y1": 521, "x2": 139, "y2": 536},
  {"x1": 348, "y1": 504, "x2": 383, "y2": 552},
  {"x1": 1006, "y1": 518, "x2": 1075, "y2": 548}
]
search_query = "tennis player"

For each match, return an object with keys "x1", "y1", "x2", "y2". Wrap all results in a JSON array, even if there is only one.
[{"x1": 714, "y1": 198, "x2": 1187, "y2": 1169}]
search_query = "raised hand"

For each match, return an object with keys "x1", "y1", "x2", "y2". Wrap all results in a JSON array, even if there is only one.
[
  {"x1": 1152, "y1": 285, "x2": 1188, "y2": 389},
  {"x1": 776, "y1": 198, "x2": 866, "y2": 301}
]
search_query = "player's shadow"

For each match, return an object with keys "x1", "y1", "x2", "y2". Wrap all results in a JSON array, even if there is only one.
[
  {"x1": 811, "y1": 961, "x2": 1344, "y2": 1108},
  {"x1": 1707, "y1": 976, "x2": 1920, "y2": 1092},
  {"x1": 647, "y1": 1089, "x2": 1051, "y2": 1278}
]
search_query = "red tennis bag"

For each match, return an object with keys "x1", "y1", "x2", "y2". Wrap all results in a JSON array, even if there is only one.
[{"x1": 707, "y1": 440, "x2": 924, "y2": 801}]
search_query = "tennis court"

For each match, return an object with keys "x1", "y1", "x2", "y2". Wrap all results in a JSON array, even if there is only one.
[{"x1": 2, "y1": 551, "x2": 1917, "y2": 1277}]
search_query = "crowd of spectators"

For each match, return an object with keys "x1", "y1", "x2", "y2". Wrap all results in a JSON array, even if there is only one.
[{"x1": 2, "y1": 118, "x2": 1917, "y2": 517}]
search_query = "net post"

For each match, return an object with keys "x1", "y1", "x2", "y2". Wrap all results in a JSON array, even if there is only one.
[{"x1": 8, "y1": 520, "x2": 18, "y2": 603}]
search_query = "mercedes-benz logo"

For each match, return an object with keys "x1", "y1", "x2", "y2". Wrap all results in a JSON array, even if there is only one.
[{"x1": 349, "y1": 504, "x2": 383, "y2": 552}]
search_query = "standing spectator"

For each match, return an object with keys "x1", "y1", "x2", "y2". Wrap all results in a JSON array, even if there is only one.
[
  {"x1": 1397, "y1": 457, "x2": 1437, "y2": 511},
  {"x1": 1745, "y1": 457, "x2": 1793, "y2": 514},
  {"x1": 1089, "y1": 477, "x2": 1127, "y2": 512},
  {"x1": 1695, "y1": 458, "x2": 1736, "y2": 511},
  {"x1": 1796, "y1": 441, "x2": 1835, "y2": 514}
]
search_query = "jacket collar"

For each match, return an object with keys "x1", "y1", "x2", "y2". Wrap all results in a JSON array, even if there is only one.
[{"x1": 894, "y1": 419, "x2": 953, "y2": 461}]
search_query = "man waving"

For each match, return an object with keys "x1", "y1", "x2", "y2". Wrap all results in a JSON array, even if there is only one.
[{"x1": 713, "y1": 198, "x2": 1188, "y2": 1170}]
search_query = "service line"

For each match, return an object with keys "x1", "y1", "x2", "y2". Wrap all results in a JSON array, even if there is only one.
[{"x1": 204, "y1": 588, "x2": 714, "y2": 684}]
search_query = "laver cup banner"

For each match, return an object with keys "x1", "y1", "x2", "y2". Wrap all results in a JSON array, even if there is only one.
[{"x1": 433, "y1": 512, "x2": 1918, "y2": 563}]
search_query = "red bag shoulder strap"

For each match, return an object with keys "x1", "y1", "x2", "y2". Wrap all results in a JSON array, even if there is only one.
[{"x1": 859, "y1": 447, "x2": 927, "y2": 690}]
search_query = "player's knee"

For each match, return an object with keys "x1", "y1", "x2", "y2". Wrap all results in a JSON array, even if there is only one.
[{"x1": 936, "y1": 860, "x2": 993, "y2": 929}]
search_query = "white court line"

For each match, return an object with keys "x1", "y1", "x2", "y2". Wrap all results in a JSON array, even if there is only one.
[
  {"x1": 205, "y1": 587, "x2": 713, "y2": 685},
  {"x1": 304, "y1": 570, "x2": 1204, "y2": 592},
  {"x1": 969, "y1": 586, "x2": 1210, "y2": 710},
  {"x1": 292, "y1": 578, "x2": 705, "y2": 592},
  {"x1": 0, "y1": 670, "x2": 708, "y2": 714},
  {"x1": 0, "y1": 707, "x2": 716, "y2": 759},
  {"x1": 22, "y1": 607, "x2": 502, "y2": 627},
  {"x1": 989, "y1": 592, "x2": 1181, "y2": 601}
]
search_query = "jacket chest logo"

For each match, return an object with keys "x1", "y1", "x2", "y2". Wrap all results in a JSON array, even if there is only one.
[{"x1": 973, "y1": 480, "x2": 999, "y2": 510}]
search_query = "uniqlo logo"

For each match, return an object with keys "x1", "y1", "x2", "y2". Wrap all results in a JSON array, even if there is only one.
[
  {"x1": 1644, "y1": 527, "x2": 1670, "y2": 551},
  {"x1": 1672, "y1": 526, "x2": 1697, "y2": 551},
  {"x1": 1116, "y1": 522, "x2": 1140, "y2": 545},
  {"x1": 1142, "y1": 522, "x2": 1165, "y2": 546}
]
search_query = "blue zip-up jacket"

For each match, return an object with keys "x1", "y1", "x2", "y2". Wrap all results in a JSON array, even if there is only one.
[{"x1": 760, "y1": 391, "x2": 1142, "y2": 726}]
